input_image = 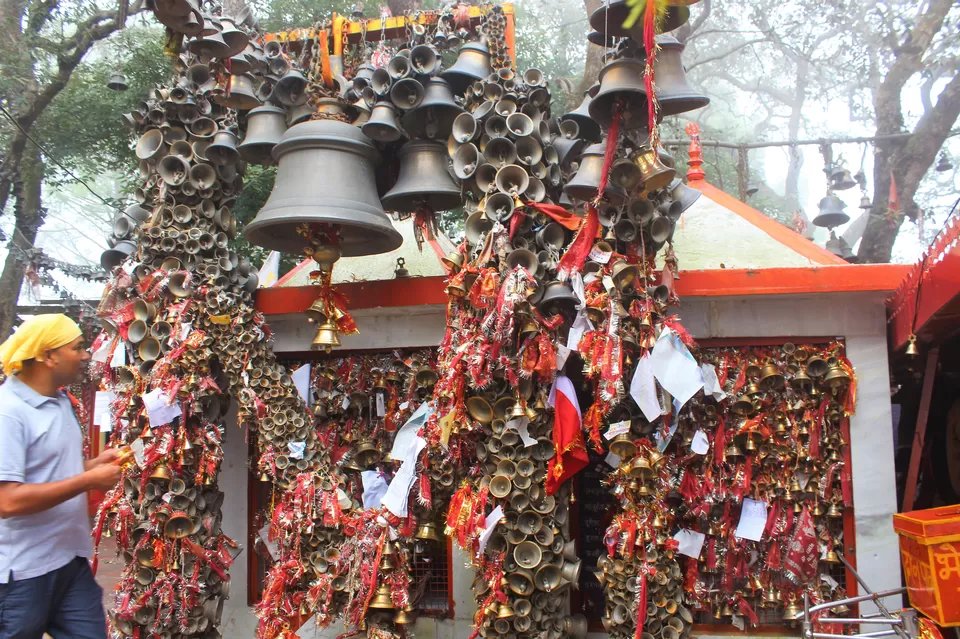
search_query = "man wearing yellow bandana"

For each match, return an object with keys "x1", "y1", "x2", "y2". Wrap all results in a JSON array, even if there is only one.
[{"x1": 0, "y1": 314, "x2": 122, "y2": 638}]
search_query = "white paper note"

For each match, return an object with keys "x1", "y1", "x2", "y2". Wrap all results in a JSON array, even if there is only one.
[
  {"x1": 691, "y1": 430, "x2": 710, "y2": 455},
  {"x1": 630, "y1": 354, "x2": 662, "y2": 423},
  {"x1": 292, "y1": 364, "x2": 311, "y2": 407},
  {"x1": 566, "y1": 311, "x2": 592, "y2": 351},
  {"x1": 507, "y1": 417, "x2": 537, "y2": 448},
  {"x1": 735, "y1": 498, "x2": 768, "y2": 542},
  {"x1": 732, "y1": 616, "x2": 745, "y2": 631},
  {"x1": 673, "y1": 529, "x2": 706, "y2": 559},
  {"x1": 382, "y1": 460, "x2": 418, "y2": 517},
  {"x1": 588, "y1": 246, "x2": 611, "y2": 264},
  {"x1": 555, "y1": 344, "x2": 572, "y2": 371},
  {"x1": 258, "y1": 524, "x2": 279, "y2": 560},
  {"x1": 130, "y1": 438, "x2": 147, "y2": 469},
  {"x1": 110, "y1": 342, "x2": 126, "y2": 368},
  {"x1": 288, "y1": 441, "x2": 305, "y2": 459},
  {"x1": 361, "y1": 470, "x2": 389, "y2": 510},
  {"x1": 604, "y1": 420, "x2": 631, "y2": 440},
  {"x1": 178, "y1": 322, "x2": 192, "y2": 342},
  {"x1": 604, "y1": 451, "x2": 621, "y2": 468},
  {"x1": 91, "y1": 337, "x2": 115, "y2": 363},
  {"x1": 93, "y1": 391, "x2": 116, "y2": 429},
  {"x1": 376, "y1": 393, "x2": 386, "y2": 417},
  {"x1": 477, "y1": 506, "x2": 504, "y2": 556},
  {"x1": 700, "y1": 363, "x2": 726, "y2": 401},
  {"x1": 142, "y1": 388, "x2": 180, "y2": 427},
  {"x1": 391, "y1": 402, "x2": 433, "y2": 463},
  {"x1": 650, "y1": 330, "x2": 704, "y2": 408}
]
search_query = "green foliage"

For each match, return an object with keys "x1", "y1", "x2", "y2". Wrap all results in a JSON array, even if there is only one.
[
  {"x1": 229, "y1": 165, "x2": 300, "y2": 275},
  {"x1": 33, "y1": 27, "x2": 173, "y2": 187}
]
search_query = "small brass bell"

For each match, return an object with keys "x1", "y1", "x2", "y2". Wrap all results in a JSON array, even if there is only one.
[
  {"x1": 415, "y1": 521, "x2": 440, "y2": 542},
  {"x1": 311, "y1": 319, "x2": 341, "y2": 353},
  {"x1": 368, "y1": 583, "x2": 395, "y2": 609},
  {"x1": 149, "y1": 464, "x2": 171, "y2": 481},
  {"x1": 394, "y1": 605, "x2": 416, "y2": 625},
  {"x1": 759, "y1": 361, "x2": 785, "y2": 390},
  {"x1": 823, "y1": 363, "x2": 850, "y2": 391},
  {"x1": 824, "y1": 547, "x2": 841, "y2": 564},
  {"x1": 629, "y1": 456, "x2": 652, "y2": 478},
  {"x1": 813, "y1": 194, "x2": 849, "y2": 228},
  {"x1": 496, "y1": 602, "x2": 515, "y2": 619},
  {"x1": 828, "y1": 502, "x2": 844, "y2": 518},
  {"x1": 783, "y1": 599, "x2": 801, "y2": 621}
]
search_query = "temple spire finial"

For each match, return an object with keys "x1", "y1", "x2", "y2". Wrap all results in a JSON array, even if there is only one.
[{"x1": 685, "y1": 122, "x2": 705, "y2": 182}]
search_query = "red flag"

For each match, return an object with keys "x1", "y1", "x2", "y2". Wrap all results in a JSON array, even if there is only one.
[{"x1": 545, "y1": 375, "x2": 588, "y2": 495}]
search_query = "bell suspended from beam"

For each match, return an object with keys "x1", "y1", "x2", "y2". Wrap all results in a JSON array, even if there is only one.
[
  {"x1": 401, "y1": 78, "x2": 464, "y2": 139},
  {"x1": 244, "y1": 119, "x2": 402, "y2": 256},
  {"x1": 653, "y1": 35, "x2": 710, "y2": 117},
  {"x1": 812, "y1": 193, "x2": 849, "y2": 228},
  {"x1": 107, "y1": 72, "x2": 128, "y2": 92},
  {"x1": 589, "y1": 57, "x2": 648, "y2": 130},
  {"x1": 589, "y1": 0, "x2": 690, "y2": 39},
  {"x1": 381, "y1": 140, "x2": 464, "y2": 213},
  {"x1": 442, "y1": 41, "x2": 492, "y2": 94},
  {"x1": 238, "y1": 104, "x2": 287, "y2": 166},
  {"x1": 561, "y1": 86, "x2": 602, "y2": 143}
]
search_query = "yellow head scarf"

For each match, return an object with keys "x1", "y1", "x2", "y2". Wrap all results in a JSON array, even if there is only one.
[{"x1": 0, "y1": 314, "x2": 83, "y2": 376}]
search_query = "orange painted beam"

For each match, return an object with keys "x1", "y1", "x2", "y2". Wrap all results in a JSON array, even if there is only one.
[
  {"x1": 256, "y1": 276, "x2": 449, "y2": 315},
  {"x1": 256, "y1": 265, "x2": 910, "y2": 315},
  {"x1": 673, "y1": 265, "x2": 910, "y2": 297}
]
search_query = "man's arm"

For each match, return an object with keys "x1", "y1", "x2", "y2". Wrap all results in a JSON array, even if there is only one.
[{"x1": 0, "y1": 412, "x2": 122, "y2": 518}]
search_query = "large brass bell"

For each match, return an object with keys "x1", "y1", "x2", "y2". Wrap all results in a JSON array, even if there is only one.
[
  {"x1": 442, "y1": 41, "x2": 492, "y2": 93},
  {"x1": 813, "y1": 194, "x2": 850, "y2": 228},
  {"x1": 362, "y1": 102, "x2": 404, "y2": 143},
  {"x1": 589, "y1": 0, "x2": 689, "y2": 37},
  {"x1": 565, "y1": 142, "x2": 627, "y2": 204},
  {"x1": 653, "y1": 35, "x2": 710, "y2": 117},
  {"x1": 381, "y1": 140, "x2": 464, "y2": 213},
  {"x1": 562, "y1": 89, "x2": 602, "y2": 142},
  {"x1": 238, "y1": 104, "x2": 287, "y2": 166},
  {"x1": 273, "y1": 69, "x2": 309, "y2": 106},
  {"x1": 216, "y1": 74, "x2": 260, "y2": 110},
  {"x1": 401, "y1": 78, "x2": 464, "y2": 139},
  {"x1": 669, "y1": 177, "x2": 702, "y2": 213},
  {"x1": 245, "y1": 120, "x2": 402, "y2": 255},
  {"x1": 589, "y1": 57, "x2": 648, "y2": 129}
]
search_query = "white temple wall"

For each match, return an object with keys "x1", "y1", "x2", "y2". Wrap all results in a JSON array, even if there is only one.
[{"x1": 221, "y1": 290, "x2": 899, "y2": 635}]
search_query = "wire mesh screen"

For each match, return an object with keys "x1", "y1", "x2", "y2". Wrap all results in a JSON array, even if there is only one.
[{"x1": 410, "y1": 540, "x2": 452, "y2": 616}]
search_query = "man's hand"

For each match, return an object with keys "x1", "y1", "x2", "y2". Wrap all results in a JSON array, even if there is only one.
[
  {"x1": 85, "y1": 447, "x2": 129, "y2": 471},
  {"x1": 85, "y1": 463, "x2": 122, "y2": 492}
]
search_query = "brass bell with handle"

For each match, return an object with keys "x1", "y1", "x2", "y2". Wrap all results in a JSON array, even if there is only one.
[{"x1": 381, "y1": 139, "x2": 464, "y2": 213}]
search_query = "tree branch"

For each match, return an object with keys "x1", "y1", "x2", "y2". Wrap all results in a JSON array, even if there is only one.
[
  {"x1": 710, "y1": 70, "x2": 793, "y2": 105},
  {"x1": 686, "y1": 38, "x2": 766, "y2": 71}
]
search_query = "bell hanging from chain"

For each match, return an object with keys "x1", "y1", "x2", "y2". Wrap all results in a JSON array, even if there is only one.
[
  {"x1": 245, "y1": 120, "x2": 402, "y2": 256},
  {"x1": 588, "y1": 0, "x2": 690, "y2": 38},
  {"x1": 830, "y1": 166, "x2": 857, "y2": 190},
  {"x1": 381, "y1": 140, "x2": 464, "y2": 213},
  {"x1": 401, "y1": 78, "x2": 464, "y2": 140},
  {"x1": 589, "y1": 57, "x2": 648, "y2": 130},
  {"x1": 653, "y1": 35, "x2": 710, "y2": 117},
  {"x1": 561, "y1": 85, "x2": 602, "y2": 143},
  {"x1": 442, "y1": 41, "x2": 492, "y2": 94},
  {"x1": 565, "y1": 142, "x2": 627, "y2": 204},
  {"x1": 238, "y1": 104, "x2": 287, "y2": 166},
  {"x1": 312, "y1": 318, "x2": 341, "y2": 352},
  {"x1": 813, "y1": 194, "x2": 849, "y2": 228}
]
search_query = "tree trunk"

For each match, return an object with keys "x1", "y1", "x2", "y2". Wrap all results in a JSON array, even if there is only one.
[
  {"x1": 579, "y1": 0, "x2": 603, "y2": 96},
  {"x1": 784, "y1": 58, "x2": 810, "y2": 237},
  {"x1": 858, "y1": 71, "x2": 960, "y2": 262},
  {"x1": 0, "y1": 145, "x2": 45, "y2": 339},
  {"x1": 387, "y1": 0, "x2": 422, "y2": 16}
]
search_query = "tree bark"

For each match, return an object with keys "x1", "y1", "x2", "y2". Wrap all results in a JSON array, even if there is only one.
[
  {"x1": 857, "y1": 0, "x2": 958, "y2": 263},
  {"x1": 579, "y1": 0, "x2": 603, "y2": 96},
  {"x1": 387, "y1": 0, "x2": 422, "y2": 16},
  {"x1": 0, "y1": 0, "x2": 145, "y2": 214},
  {"x1": 859, "y1": 71, "x2": 960, "y2": 262},
  {"x1": 0, "y1": 144, "x2": 44, "y2": 339},
  {"x1": 784, "y1": 57, "x2": 810, "y2": 236}
]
